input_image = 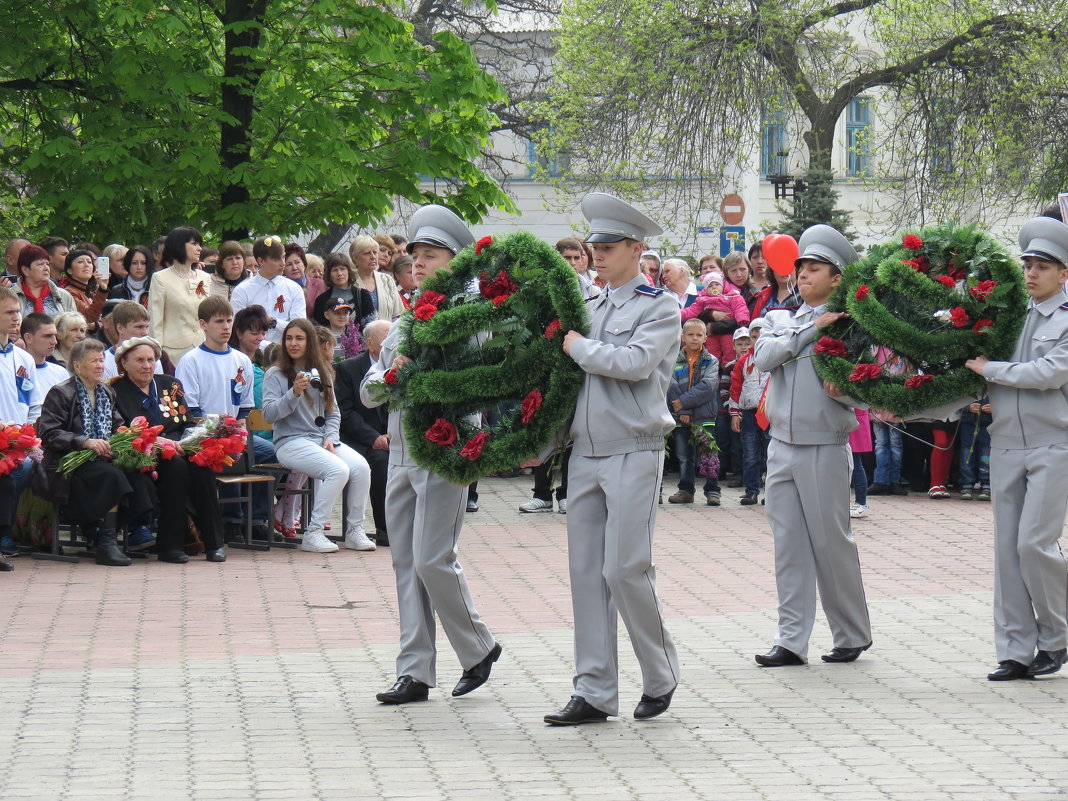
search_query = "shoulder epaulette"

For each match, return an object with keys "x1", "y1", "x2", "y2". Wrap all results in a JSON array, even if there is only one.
[
  {"x1": 634, "y1": 284, "x2": 665, "y2": 297},
  {"x1": 1059, "y1": 302, "x2": 1068, "y2": 311}
]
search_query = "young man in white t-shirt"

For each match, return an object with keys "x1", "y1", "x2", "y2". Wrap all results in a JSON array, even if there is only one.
[
  {"x1": 176, "y1": 296, "x2": 254, "y2": 418},
  {"x1": 19, "y1": 313, "x2": 68, "y2": 417},
  {"x1": 0, "y1": 287, "x2": 42, "y2": 566},
  {"x1": 230, "y1": 236, "x2": 306, "y2": 345}
]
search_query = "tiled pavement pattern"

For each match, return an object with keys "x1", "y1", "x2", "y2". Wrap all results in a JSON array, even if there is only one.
[{"x1": 1, "y1": 478, "x2": 1065, "y2": 801}]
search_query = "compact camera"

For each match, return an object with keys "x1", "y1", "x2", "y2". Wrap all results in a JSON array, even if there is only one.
[{"x1": 307, "y1": 368, "x2": 322, "y2": 390}]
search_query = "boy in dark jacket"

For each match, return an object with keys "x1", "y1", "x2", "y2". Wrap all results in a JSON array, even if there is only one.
[{"x1": 667, "y1": 319, "x2": 720, "y2": 504}]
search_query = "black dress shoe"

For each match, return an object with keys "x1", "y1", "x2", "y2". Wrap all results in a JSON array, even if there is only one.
[
  {"x1": 205, "y1": 548, "x2": 227, "y2": 563},
  {"x1": 1028, "y1": 648, "x2": 1068, "y2": 677},
  {"x1": 755, "y1": 645, "x2": 805, "y2": 667},
  {"x1": 376, "y1": 675, "x2": 430, "y2": 704},
  {"x1": 987, "y1": 660, "x2": 1031, "y2": 681},
  {"x1": 544, "y1": 696, "x2": 610, "y2": 726},
  {"x1": 452, "y1": 642, "x2": 502, "y2": 696},
  {"x1": 634, "y1": 686, "x2": 675, "y2": 720},
  {"x1": 157, "y1": 549, "x2": 190, "y2": 564},
  {"x1": 866, "y1": 483, "x2": 889, "y2": 495},
  {"x1": 822, "y1": 642, "x2": 872, "y2": 663}
]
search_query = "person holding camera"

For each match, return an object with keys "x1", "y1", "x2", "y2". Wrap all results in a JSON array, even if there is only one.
[{"x1": 262, "y1": 318, "x2": 373, "y2": 553}]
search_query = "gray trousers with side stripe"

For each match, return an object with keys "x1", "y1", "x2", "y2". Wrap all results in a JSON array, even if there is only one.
[
  {"x1": 385, "y1": 464, "x2": 496, "y2": 687},
  {"x1": 991, "y1": 443, "x2": 1068, "y2": 664},
  {"x1": 764, "y1": 439, "x2": 872, "y2": 659},
  {"x1": 565, "y1": 451, "x2": 679, "y2": 715}
]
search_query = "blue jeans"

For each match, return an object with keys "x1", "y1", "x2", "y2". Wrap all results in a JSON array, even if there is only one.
[
  {"x1": 674, "y1": 426, "x2": 718, "y2": 495},
  {"x1": 740, "y1": 410, "x2": 768, "y2": 495},
  {"x1": 872, "y1": 420, "x2": 902, "y2": 485},
  {"x1": 853, "y1": 459, "x2": 868, "y2": 505},
  {"x1": 958, "y1": 421, "x2": 990, "y2": 489}
]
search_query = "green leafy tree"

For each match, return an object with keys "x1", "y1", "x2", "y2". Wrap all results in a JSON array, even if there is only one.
[
  {"x1": 777, "y1": 168, "x2": 855, "y2": 241},
  {"x1": 0, "y1": 0, "x2": 513, "y2": 244},
  {"x1": 538, "y1": 0, "x2": 1066, "y2": 230}
]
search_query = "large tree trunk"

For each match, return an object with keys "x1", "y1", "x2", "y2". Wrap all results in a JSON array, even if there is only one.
[
  {"x1": 802, "y1": 117, "x2": 836, "y2": 175},
  {"x1": 219, "y1": 0, "x2": 268, "y2": 242}
]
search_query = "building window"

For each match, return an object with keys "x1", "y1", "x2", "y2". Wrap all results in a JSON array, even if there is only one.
[
  {"x1": 761, "y1": 110, "x2": 787, "y2": 177},
  {"x1": 528, "y1": 134, "x2": 570, "y2": 178},
  {"x1": 846, "y1": 97, "x2": 871, "y2": 177},
  {"x1": 929, "y1": 98, "x2": 954, "y2": 175}
]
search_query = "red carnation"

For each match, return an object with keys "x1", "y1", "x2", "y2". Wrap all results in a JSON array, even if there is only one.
[
  {"x1": 902, "y1": 259, "x2": 927, "y2": 272},
  {"x1": 479, "y1": 270, "x2": 518, "y2": 301},
  {"x1": 935, "y1": 276, "x2": 956, "y2": 289},
  {"x1": 459, "y1": 431, "x2": 490, "y2": 461},
  {"x1": 848, "y1": 363, "x2": 882, "y2": 382},
  {"x1": 544, "y1": 319, "x2": 561, "y2": 339},
  {"x1": 384, "y1": 368, "x2": 398, "y2": 385},
  {"x1": 491, "y1": 294, "x2": 510, "y2": 307},
  {"x1": 414, "y1": 302, "x2": 437, "y2": 321},
  {"x1": 903, "y1": 234, "x2": 923, "y2": 251},
  {"x1": 905, "y1": 374, "x2": 935, "y2": 390},
  {"x1": 420, "y1": 290, "x2": 446, "y2": 307},
  {"x1": 949, "y1": 306, "x2": 970, "y2": 328},
  {"x1": 475, "y1": 236, "x2": 493, "y2": 256},
  {"x1": 814, "y1": 336, "x2": 847, "y2": 358},
  {"x1": 520, "y1": 389, "x2": 543, "y2": 424},
  {"x1": 971, "y1": 280, "x2": 997, "y2": 301},
  {"x1": 972, "y1": 318, "x2": 993, "y2": 335},
  {"x1": 424, "y1": 418, "x2": 458, "y2": 447},
  {"x1": 855, "y1": 285, "x2": 870, "y2": 301}
]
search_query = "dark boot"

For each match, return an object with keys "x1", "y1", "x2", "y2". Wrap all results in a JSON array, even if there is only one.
[{"x1": 95, "y1": 527, "x2": 131, "y2": 567}]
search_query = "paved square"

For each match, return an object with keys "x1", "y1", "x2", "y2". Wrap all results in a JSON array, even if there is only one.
[{"x1": 1, "y1": 478, "x2": 1065, "y2": 800}]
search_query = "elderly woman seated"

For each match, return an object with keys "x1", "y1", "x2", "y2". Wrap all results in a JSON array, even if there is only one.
[
  {"x1": 36, "y1": 339, "x2": 155, "y2": 566},
  {"x1": 110, "y1": 336, "x2": 227, "y2": 562}
]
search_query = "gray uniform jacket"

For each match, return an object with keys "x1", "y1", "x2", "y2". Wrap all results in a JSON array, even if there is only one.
[
  {"x1": 754, "y1": 303, "x2": 861, "y2": 445},
  {"x1": 984, "y1": 291, "x2": 1068, "y2": 450},
  {"x1": 568, "y1": 274, "x2": 680, "y2": 456}
]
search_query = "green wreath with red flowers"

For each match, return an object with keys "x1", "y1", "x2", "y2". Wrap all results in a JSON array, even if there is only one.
[
  {"x1": 377, "y1": 230, "x2": 589, "y2": 484},
  {"x1": 812, "y1": 223, "x2": 1028, "y2": 417}
]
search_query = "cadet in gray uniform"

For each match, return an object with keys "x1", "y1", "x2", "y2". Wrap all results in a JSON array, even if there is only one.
[
  {"x1": 543, "y1": 193, "x2": 681, "y2": 726},
  {"x1": 752, "y1": 225, "x2": 873, "y2": 667},
  {"x1": 360, "y1": 205, "x2": 500, "y2": 705},
  {"x1": 966, "y1": 216, "x2": 1068, "y2": 681}
]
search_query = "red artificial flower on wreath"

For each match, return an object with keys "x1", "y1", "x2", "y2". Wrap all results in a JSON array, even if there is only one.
[
  {"x1": 479, "y1": 270, "x2": 518, "y2": 302},
  {"x1": 903, "y1": 234, "x2": 924, "y2": 251},
  {"x1": 459, "y1": 431, "x2": 490, "y2": 461},
  {"x1": 814, "y1": 336, "x2": 847, "y2": 358},
  {"x1": 905, "y1": 374, "x2": 935, "y2": 390},
  {"x1": 420, "y1": 290, "x2": 446, "y2": 308},
  {"x1": 384, "y1": 367, "x2": 398, "y2": 385},
  {"x1": 971, "y1": 280, "x2": 997, "y2": 301},
  {"x1": 935, "y1": 276, "x2": 957, "y2": 289},
  {"x1": 902, "y1": 259, "x2": 928, "y2": 272},
  {"x1": 855, "y1": 285, "x2": 870, "y2": 301},
  {"x1": 544, "y1": 319, "x2": 561, "y2": 339},
  {"x1": 491, "y1": 294, "x2": 510, "y2": 307},
  {"x1": 949, "y1": 306, "x2": 970, "y2": 328},
  {"x1": 424, "y1": 418, "x2": 458, "y2": 447},
  {"x1": 972, "y1": 318, "x2": 993, "y2": 335},
  {"x1": 520, "y1": 389, "x2": 543, "y2": 424},
  {"x1": 414, "y1": 302, "x2": 437, "y2": 321},
  {"x1": 848, "y1": 363, "x2": 882, "y2": 382},
  {"x1": 475, "y1": 236, "x2": 493, "y2": 256}
]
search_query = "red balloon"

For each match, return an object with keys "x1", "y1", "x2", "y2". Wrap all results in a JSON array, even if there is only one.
[{"x1": 763, "y1": 234, "x2": 799, "y2": 276}]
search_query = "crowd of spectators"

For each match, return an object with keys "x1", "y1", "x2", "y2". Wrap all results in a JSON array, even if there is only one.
[{"x1": 0, "y1": 231, "x2": 985, "y2": 573}]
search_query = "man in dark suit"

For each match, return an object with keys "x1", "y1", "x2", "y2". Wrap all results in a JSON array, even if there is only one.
[{"x1": 335, "y1": 319, "x2": 392, "y2": 545}]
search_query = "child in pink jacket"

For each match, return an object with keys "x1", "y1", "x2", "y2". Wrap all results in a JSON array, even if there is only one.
[{"x1": 681, "y1": 270, "x2": 751, "y2": 363}]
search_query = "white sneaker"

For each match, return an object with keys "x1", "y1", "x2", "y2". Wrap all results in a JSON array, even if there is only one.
[
  {"x1": 344, "y1": 525, "x2": 377, "y2": 551},
  {"x1": 850, "y1": 504, "x2": 870, "y2": 519},
  {"x1": 518, "y1": 497, "x2": 554, "y2": 513},
  {"x1": 557, "y1": 498, "x2": 567, "y2": 514},
  {"x1": 301, "y1": 530, "x2": 339, "y2": 553}
]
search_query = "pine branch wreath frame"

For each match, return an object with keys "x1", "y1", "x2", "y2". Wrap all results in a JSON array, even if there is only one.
[
  {"x1": 379, "y1": 231, "x2": 590, "y2": 484},
  {"x1": 813, "y1": 224, "x2": 1028, "y2": 416}
]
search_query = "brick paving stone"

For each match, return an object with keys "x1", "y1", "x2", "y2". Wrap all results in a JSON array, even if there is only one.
[{"x1": 1, "y1": 479, "x2": 1067, "y2": 800}]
